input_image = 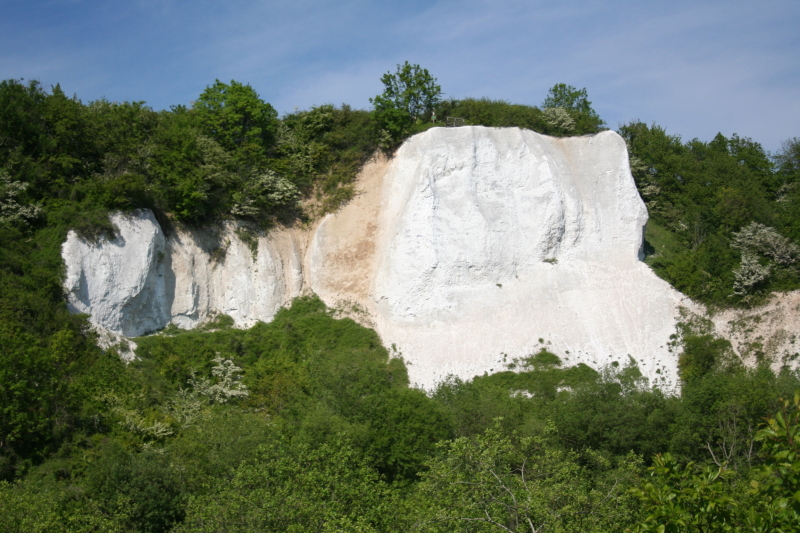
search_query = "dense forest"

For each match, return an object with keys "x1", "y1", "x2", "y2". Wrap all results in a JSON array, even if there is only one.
[{"x1": 2, "y1": 63, "x2": 800, "y2": 531}]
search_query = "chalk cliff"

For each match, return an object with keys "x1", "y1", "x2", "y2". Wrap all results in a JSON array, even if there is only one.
[
  {"x1": 63, "y1": 127, "x2": 699, "y2": 389},
  {"x1": 63, "y1": 211, "x2": 306, "y2": 337}
]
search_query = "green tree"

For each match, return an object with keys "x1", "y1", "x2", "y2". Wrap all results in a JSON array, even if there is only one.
[
  {"x1": 177, "y1": 439, "x2": 398, "y2": 533},
  {"x1": 0, "y1": 317, "x2": 120, "y2": 480},
  {"x1": 631, "y1": 453, "x2": 738, "y2": 533},
  {"x1": 633, "y1": 391, "x2": 800, "y2": 532},
  {"x1": 0, "y1": 479, "x2": 127, "y2": 533},
  {"x1": 192, "y1": 80, "x2": 278, "y2": 162},
  {"x1": 751, "y1": 391, "x2": 800, "y2": 531},
  {"x1": 678, "y1": 334, "x2": 732, "y2": 381},
  {"x1": 542, "y1": 83, "x2": 594, "y2": 115},
  {"x1": 773, "y1": 137, "x2": 800, "y2": 244},
  {"x1": 84, "y1": 442, "x2": 185, "y2": 533},
  {"x1": 775, "y1": 138, "x2": 800, "y2": 177},
  {"x1": 370, "y1": 62, "x2": 442, "y2": 145},
  {"x1": 541, "y1": 83, "x2": 604, "y2": 134},
  {"x1": 413, "y1": 424, "x2": 641, "y2": 532},
  {"x1": 147, "y1": 108, "x2": 233, "y2": 221},
  {"x1": 619, "y1": 121, "x2": 795, "y2": 305},
  {"x1": 360, "y1": 388, "x2": 453, "y2": 483}
]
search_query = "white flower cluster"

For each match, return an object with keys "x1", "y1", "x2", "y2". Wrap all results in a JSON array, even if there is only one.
[
  {"x1": 542, "y1": 107, "x2": 575, "y2": 134},
  {"x1": 189, "y1": 354, "x2": 250, "y2": 404},
  {"x1": 732, "y1": 222, "x2": 799, "y2": 266},
  {"x1": 231, "y1": 169, "x2": 299, "y2": 218},
  {"x1": 732, "y1": 252, "x2": 771, "y2": 296},
  {"x1": 0, "y1": 171, "x2": 42, "y2": 226},
  {"x1": 731, "y1": 222, "x2": 798, "y2": 296},
  {"x1": 102, "y1": 392, "x2": 175, "y2": 439}
]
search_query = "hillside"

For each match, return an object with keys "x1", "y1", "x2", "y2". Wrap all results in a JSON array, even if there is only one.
[{"x1": 3, "y1": 77, "x2": 800, "y2": 532}]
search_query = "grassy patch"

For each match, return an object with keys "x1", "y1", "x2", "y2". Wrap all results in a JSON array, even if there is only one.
[{"x1": 643, "y1": 220, "x2": 684, "y2": 265}]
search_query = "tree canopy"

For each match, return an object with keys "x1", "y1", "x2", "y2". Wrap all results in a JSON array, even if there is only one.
[
  {"x1": 370, "y1": 61, "x2": 442, "y2": 145},
  {"x1": 541, "y1": 83, "x2": 605, "y2": 133},
  {"x1": 192, "y1": 79, "x2": 278, "y2": 161}
]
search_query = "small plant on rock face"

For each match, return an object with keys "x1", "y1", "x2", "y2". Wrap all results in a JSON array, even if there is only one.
[
  {"x1": 235, "y1": 226, "x2": 260, "y2": 259},
  {"x1": 209, "y1": 239, "x2": 229, "y2": 264}
]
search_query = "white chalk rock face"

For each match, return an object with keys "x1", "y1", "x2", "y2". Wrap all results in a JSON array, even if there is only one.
[
  {"x1": 62, "y1": 210, "x2": 169, "y2": 337},
  {"x1": 63, "y1": 127, "x2": 692, "y2": 390},
  {"x1": 374, "y1": 128, "x2": 648, "y2": 320},
  {"x1": 62, "y1": 213, "x2": 305, "y2": 336},
  {"x1": 310, "y1": 127, "x2": 689, "y2": 389},
  {"x1": 165, "y1": 226, "x2": 305, "y2": 329}
]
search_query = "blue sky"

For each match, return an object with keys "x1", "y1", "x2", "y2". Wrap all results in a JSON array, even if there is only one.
[{"x1": 2, "y1": 0, "x2": 798, "y2": 152}]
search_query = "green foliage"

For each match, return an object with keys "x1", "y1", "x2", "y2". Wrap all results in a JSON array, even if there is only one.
[
  {"x1": 622, "y1": 121, "x2": 800, "y2": 305},
  {"x1": 435, "y1": 98, "x2": 546, "y2": 130},
  {"x1": 167, "y1": 408, "x2": 274, "y2": 492},
  {"x1": 0, "y1": 479, "x2": 126, "y2": 532},
  {"x1": 0, "y1": 80, "x2": 101, "y2": 195},
  {"x1": 177, "y1": 438, "x2": 399, "y2": 533},
  {"x1": 542, "y1": 83, "x2": 594, "y2": 114},
  {"x1": 84, "y1": 441, "x2": 185, "y2": 533},
  {"x1": 432, "y1": 376, "x2": 528, "y2": 438},
  {"x1": 632, "y1": 391, "x2": 800, "y2": 532},
  {"x1": 148, "y1": 117, "x2": 235, "y2": 222},
  {"x1": 133, "y1": 296, "x2": 429, "y2": 482},
  {"x1": 774, "y1": 137, "x2": 800, "y2": 178},
  {"x1": 679, "y1": 334, "x2": 733, "y2": 381},
  {"x1": 192, "y1": 79, "x2": 278, "y2": 162},
  {"x1": 546, "y1": 362, "x2": 679, "y2": 461},
  {"x1": 0, "y1": 224, "x2": 129, "y2": 478},
  {"x1": 542, "y1": 83, "x2": 605, "y2": 133},
  {"x1": 670, "y1": 364, "x2": 797, "y2": 469},
  {"x1": 413, "y1": 424, "x2": 642, "y2": 532},
  {"x1": 2, "y1": 73, "x2": 800, "y2": 532},
  {"x1": 370, "y1": 61, "x2": 442, "y2": 146},
  {"x1": 273, "y1": 104, "x2": 378, "y2": 213},
  {"x1": 477, "y1": 349, "x2": 599, "y2": 400},
  {"x1": 359, "y1": 388, "x2": 453, "y2": 483},
  {"x1": 434, "y1": 93, "x2": 604, "y2": 137},
  {"x1": 0, "y1": 79, "x2": 303, "y2": 226},
  {"x1": 631, "y1": 453, "x2": 739, "y2": 533},
  {"x1": 751, "y1": 391, "x2": 800, "y2": 530}
]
